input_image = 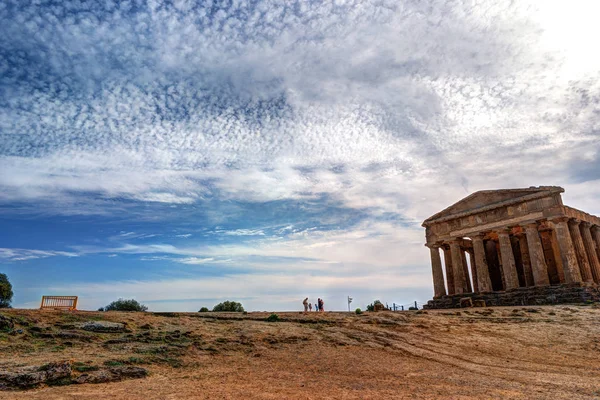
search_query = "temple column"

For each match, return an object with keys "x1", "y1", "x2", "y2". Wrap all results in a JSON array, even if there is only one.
[
  {"x1": 450, "y1": 240, "x2": 467, "y2": 294},
  {"x1": 580, "y1": 222, "x2": 600, "y2": 283},
  {"x1": 470, "y1": 234, "x2": 493, "y2": 292},
  {"x1": 442, "y1": 245, "x2": 455, "y2": 295},
  {"x1": 550, "y1": 229, "x2": 565, "y2": 283},
  {"x1": 460, "y1": 250, "x2": 473, "y2": 292},
  {"x1": 515, "y1": 232, "x2": 534, "y2": 286},
  {"x1": 428, "y1": 245, "x2": 447, "y2": 297},
  {"x1": 549, "y1": 217, "x2": 582, "y2": 283},
  {"x1": 592, "y1": 226, "x2": 600, "y2": 263},
  {"x1": 467, "y1": 249, "x2": 479, "y2": 293},
  {"x1": 568, "y1": 219, "x2": 594, "y2": 283},
  {"x1": 496, "y1": 229, "x2": 519, "y2": 290},
  {"x1": 523, "y1": 223, "x2": 550, "y2": 286}
]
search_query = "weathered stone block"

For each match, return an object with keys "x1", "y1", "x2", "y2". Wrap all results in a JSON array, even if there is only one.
[{"x1": 459, "y1": 298, "x2": 473, "y2": 308}]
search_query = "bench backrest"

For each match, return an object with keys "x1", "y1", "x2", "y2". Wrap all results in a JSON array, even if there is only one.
[{"x1": 40, "y1": 296, "x2": 78, "y2": 310}]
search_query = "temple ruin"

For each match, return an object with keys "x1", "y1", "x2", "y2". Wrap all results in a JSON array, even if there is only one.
[{"x1": 422, "y1": 186, "x2": 600, "y2": 308}]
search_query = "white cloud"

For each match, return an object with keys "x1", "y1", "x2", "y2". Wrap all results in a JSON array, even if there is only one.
[{"x1": 0, "y1": 248, "x2": 78, "y2": 262}]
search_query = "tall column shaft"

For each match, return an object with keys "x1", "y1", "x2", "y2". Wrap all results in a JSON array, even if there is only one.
[
  {"x1": 497, "y1": 230, "x2": 519, "y2": 290},
  {"x1": 523, "y1": 223, "x2": 550, "y2": 286},
  {"x1": 429, "y1": 246, "x2": 447, "y2": 297},
  {"x1": 580, "y1": 223, "x2": 600, "y2": 284},
  {"x1": 516, "y1": 233, "x2": 534, "y2": 286},
  {"x1": 550, "y1": 218, "x2": 582, "y2": 283},
  {"x1": 592, "y1": 226, "x2": 600, "y2": 264},
  {"x1": 460, "y1": 250, "x2": 472, "y2": 292},
  {"x1": 442, "y1": 246, "x2": 455, "y2": 295},
  {"x1": 450, "y1": 240, "x2": 467, "y2": 294},
  {"x1": 550, "y1": 229, "x2": 565, "y2": 283},
  {"x1": 568, "y1": 220, "x2": 594, "y2": 282},
  {"x1": 468, "y1": 249, "x2": 479, "y2": 293},
  {"x1": 471, "y1": 235, "x2": 493, "y2": 292}
]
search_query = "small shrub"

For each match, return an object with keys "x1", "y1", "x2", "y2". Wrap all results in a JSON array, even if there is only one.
[
  {"x1": 103, "y1": 298, "x2": 148, "y2": 312},
  {"x1": 266, "y1": 313, "x2": 279, "y2": 322},
  {"x1": 198, "y1": 307, "x2": 209, "y2": 313},
  {"x1": 408, "y1": 306, "x2": 418, "y2": 311},
  {"x1": 355, "y1": 308, "x2": 362, "y2": 314},
  {"x1": 212, "y1": 301, "x2": 244, "y2": 312},
  {"x1": 97, "y1": 307, "x2": 105, "y2": 312}
]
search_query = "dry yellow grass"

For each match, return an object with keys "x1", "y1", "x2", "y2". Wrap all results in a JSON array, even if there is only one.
[{"x1": 1, "y1": 305, "x2": 600, "y2": 399}]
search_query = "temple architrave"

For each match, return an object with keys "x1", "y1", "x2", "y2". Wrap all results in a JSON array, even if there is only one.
[{"x1": 422, "y1": 186, "x2": 600, "y2": 308}]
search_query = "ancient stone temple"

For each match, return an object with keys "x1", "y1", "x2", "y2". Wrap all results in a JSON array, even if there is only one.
[{"x1": 422, "y1": 186, "x2": 600, "y2": 308}]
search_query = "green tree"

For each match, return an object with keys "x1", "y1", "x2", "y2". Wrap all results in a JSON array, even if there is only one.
[
  {"x1": 0, "y1": 273, "x2": 13, "y2": 308},
  {"x1": 103, "y1": 298, "x2": 148, "y2": 312},
  {"x1": 198, "y1": 307, "x2": 209, "y2": 312},
  {"x1": 212, "y1": 300, "x2": 244, "y2": 312},
  {"x1": 366, "y1": 300, "x2": 382, "y2": 312}
]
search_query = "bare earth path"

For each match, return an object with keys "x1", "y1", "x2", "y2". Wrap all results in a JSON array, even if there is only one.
[{"x1": 1, "y1": 306, "x2": 600, "y2": 399}]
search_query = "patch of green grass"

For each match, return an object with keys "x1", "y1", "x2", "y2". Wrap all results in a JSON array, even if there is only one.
[
  {"x1": 103, "y1": 360, "x2": 125, "y2": 367},
  {"x1": 12, "y1": 316, "x2": 31, "y2": 326},
  {"x1": 127, "y1": 356, "x2": 149, "y2": 364},
  {"x1": 51, "y1": 345, "x2": 66, "y2": 352},
  {"x1": 152, "y1": 357, "x2": 183, "y2": 368},
  {"x1": 47, "y1": 377, "x2": 73, "y2": 386},
  {"x1": 72, "y1": 362, "x2": 99, "y2": 372}
]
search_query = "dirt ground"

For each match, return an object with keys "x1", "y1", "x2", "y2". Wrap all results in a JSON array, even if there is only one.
[{"x1": 1, "y1": 305, "x2": 600, "y2": 399}]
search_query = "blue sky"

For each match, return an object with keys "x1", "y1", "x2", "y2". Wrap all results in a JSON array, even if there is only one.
[{"x1": 1, "y1": 0, "x2": 599, "y2": 311}]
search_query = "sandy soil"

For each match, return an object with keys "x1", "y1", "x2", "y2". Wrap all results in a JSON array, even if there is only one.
[{"x1": 1, "y1": 305, "x2": 600, "y2": 399}]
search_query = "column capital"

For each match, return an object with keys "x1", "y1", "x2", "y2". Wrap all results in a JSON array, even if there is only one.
[
  {"x1": 568, "y1": 218, "x2": 581, "y2": 226},
  {"x1": 468, "y1": 233, "x2": 485, "y2": 241},
  {"x1": 592, "y1": 225, "x2": 600, "y2": 233},
  {"x1": 549, "y1": 216, "x2": 570, "y2": 224},
  {"x1": 448, "y1": 238, "x2": 463, "y2": 244},
  {"x1": 425, "y1": 243, "x2": 443, "y2": 249},
  {"x1": 580, "y1": 221, "x2": 593, "y2": 229},
  {"x1": 523, "y1": 222, "x2": 540, "y2": 230},
  {"x1": 495, "y1": 228, "x2": 511, "y2": 236}
]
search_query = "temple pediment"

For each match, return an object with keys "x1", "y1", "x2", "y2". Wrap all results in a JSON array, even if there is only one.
[{"x1": 423, "y1": 186, "x2": 564, "y2": 226}]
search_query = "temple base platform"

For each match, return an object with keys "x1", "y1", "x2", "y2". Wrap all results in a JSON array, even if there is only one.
[{"x1": 423, "y1": 283, "x2": 600, "y2": 309}]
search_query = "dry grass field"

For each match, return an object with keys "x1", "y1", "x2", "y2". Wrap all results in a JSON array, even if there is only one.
[{"x1": 1, "y1": 305, "x2": 600, "y2": 399}]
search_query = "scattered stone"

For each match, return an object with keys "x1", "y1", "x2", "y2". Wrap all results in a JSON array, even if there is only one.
[
  {"x1": 459, "y1": 298, "x2": 473, "y2": 308},
  {"x1": 473, "y1": 300, "x2": 486, "y2": 307},
  {"x1": 139, "y1": 323, "x2": 153, "y2": 330},
  {"x1": 0, "y1": 315, "x2": 14, "y2": 331},
  {"x1": 79, "y1": 321, "x2": 126, "y2": 333}
]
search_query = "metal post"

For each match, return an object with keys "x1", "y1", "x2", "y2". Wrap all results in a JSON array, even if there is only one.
[
  {"x1": 401, "y1": 305, "x2": 404, "y2": 311},
  {"x1": 414, "y1": 301, "x2": 418, "y2": 310}
]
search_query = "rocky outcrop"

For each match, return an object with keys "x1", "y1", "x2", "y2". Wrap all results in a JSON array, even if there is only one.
[
  {"x1": 74, "y1": 366, "x2": 148, "y2": 384},
  {"x1": 78, "y1": 321, "x2": 126, "y2": 333},
  {"x1": 0, "y1": 361, "x2": 147, "y2": 390},
  {"x1": 0, "y1": 361, "x2": 71, "y2": 389}
]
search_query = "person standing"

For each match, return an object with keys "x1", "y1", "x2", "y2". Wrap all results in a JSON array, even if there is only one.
[
  {"x1": 309, "y1": 303, "x2": 312, "y2": 312},
  {"x1": 320, "y1": 298, "x2": 325, "y2": 312},
  {"x1": 303, "y1": 297, "x2": 309, "y2": 312}
]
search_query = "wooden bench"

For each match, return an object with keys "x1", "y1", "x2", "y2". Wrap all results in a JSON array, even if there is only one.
[{"x1": 40, "y1": 296, "x2": 78, "y2": 310}]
